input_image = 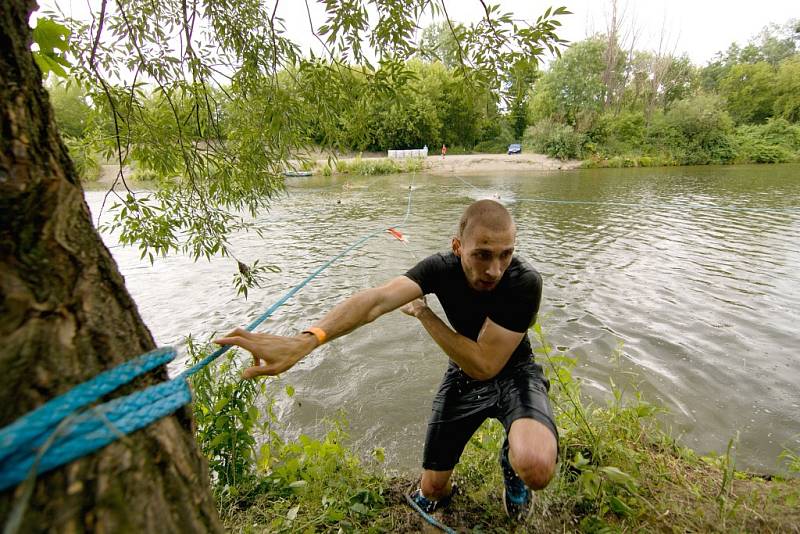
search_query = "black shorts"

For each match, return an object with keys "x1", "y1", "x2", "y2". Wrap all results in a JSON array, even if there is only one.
[{"x1": 422, "y1": 359, "x2": 558, "y2": 471}]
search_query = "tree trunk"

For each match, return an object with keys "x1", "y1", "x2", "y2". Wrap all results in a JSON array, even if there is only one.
[{"x1": 0, "y1": 1, "x2": 222, "y2": 531}]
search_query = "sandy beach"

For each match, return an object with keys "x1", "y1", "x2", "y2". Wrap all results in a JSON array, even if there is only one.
[{"x1": 419, "y1": 152, "x2": 581, "y2": 175}]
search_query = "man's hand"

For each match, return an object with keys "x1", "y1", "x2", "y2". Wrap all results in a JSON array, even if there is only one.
[
  {"x1": 214, "y1": 328, "x2": 318, "y2": 379},
  {"x1": 400, "y1": 296, "x2": 429, "y2": 319}
]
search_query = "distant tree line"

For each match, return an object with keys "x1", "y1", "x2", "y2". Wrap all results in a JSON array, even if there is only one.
[
  {"x1": 524, "y1": 18, "x2": 800, "y2": 166},
  {"x1": 51, "y1": 18, "x2": 799, "y2": 170}
]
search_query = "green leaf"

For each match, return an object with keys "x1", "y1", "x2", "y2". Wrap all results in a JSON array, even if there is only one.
[
  {"x1": 285, "y1": 384, "x2": 295, "y2": 397},
  {"x1": 349, "y1": 502, "x2": 368, "y2": 515},
  {"x1": 33, "y1": 53, "x2": 67, "y2": 77},
  {"x1": 33, "y1": 18, "x2": 70, "y2": 53},
  {"x1": 32, "y1": 17, "x2": 71, "y2": 78},
  {"x1": 289, "y1": 480, "x2": 308, "y2": 493},
  {"x1": 608, "y1": 495, "x2": 633, "y2": 516},
  {"x1": 208, "y1": 432, "x2": 229, "y2": 449},
  {"x1": 247, "y1": 405, "x2": 259, "y2": 422},
  {"x1": 600, "y1": 466, "x2": 636, "y2": 488},
  {"x1": 326, "y1": 509, "x2": 345, "y2": 521},
  {"x1": 571, "y1": 451, "x2": 589, "y2": 468}
]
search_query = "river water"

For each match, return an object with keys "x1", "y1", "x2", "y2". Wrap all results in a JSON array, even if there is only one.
[{"x1": 85, "y1": 163, "x2": 800, "y2": 474}]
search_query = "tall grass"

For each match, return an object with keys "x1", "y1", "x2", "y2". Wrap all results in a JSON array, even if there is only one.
[
  {"x1": 189, "y1": 328, "x2": 800, "y2": 532},
  {"x1": 333, "y1": 156, "x2": 425, "y2": 176}
]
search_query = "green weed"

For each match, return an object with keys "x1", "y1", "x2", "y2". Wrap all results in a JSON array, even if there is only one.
[
  {"x1": 334, "y1": 156, "x2": 425, "y2": 175},
  {"x1": 191, "y1": 328, "x2": 800, "y2": 532}
]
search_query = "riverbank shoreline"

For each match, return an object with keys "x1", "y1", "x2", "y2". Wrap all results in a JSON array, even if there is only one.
[
  {"x1": 410, "y1": 152, "x2": 582, "y2": 174},
  {"x1": 87, "y1": 152, "x2": 583, "y2": 188}
]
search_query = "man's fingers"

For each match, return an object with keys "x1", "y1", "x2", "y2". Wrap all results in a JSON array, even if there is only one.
[
  {"x1": 222, "y1": 327, "x2": 253, "y2": 339},
  {"x1": 214, "y1": 335, "x2": 257, "y2": 354},
  {"x1": 243, "y1": 365, "x2": 276, "y2": 379}
]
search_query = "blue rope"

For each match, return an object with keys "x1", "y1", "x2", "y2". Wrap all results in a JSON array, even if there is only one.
[
  {"x1": 403, "y1": 492, "x2": 457, "y2": 534},
  {"x1": 0, "y1": 181, "x2": 415, "y2": 492}
]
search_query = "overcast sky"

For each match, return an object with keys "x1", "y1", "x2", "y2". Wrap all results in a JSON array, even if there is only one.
[{"x1": 46, "y1": 0, "x2": 798, "y2": 67}]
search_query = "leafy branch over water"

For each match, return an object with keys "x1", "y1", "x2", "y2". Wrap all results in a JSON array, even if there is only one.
[{"x1": 46, "y1": 0, "x2": 569, "y2": 263}]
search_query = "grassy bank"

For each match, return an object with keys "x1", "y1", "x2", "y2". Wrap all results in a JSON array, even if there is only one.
[
  {"x1": 188, "y1": 328, "x2": 800, "y2": 533},
  {"x1": 524, "y1": 113, "x2": 800, "y2": 170},
  {"x1": 320, "y1": 156, "x2": 426, "y2": 176}
]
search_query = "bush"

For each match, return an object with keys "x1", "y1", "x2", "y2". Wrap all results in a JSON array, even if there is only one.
[
  {"x1": 188, "y1": 339, "x2": 266, "y2": 492},
  {"x1": 472, "y1": 139, "x2": 510, "y2": 153},
  {"x1": 747, "y1": 141, "x2": 792, "y2": 163},
  {"x1": 761, "y1": 118, "x2": 800, "y2": 150},
  {"x1": 49, "y1": 80, "x2": 93, "y2": 139},
  {"x1": 474, "y1": 120, "x2": 515, "y2": 153},
  {"x1": 734, "y1": 118, "x2": 800, "y2": 163},
  {"x1": 648, "y1": 94, "x2": 737, "y2": 165},
  {"x1": 129, "y1": 166, "x2": 160, "y2": 182},
  {"x1": 606, "y1": 110, "x2": 647, "y2": 149},
  {"x1": 63, "y1": 135, "x2": 100, "y2": 182},
  {"x1": 188, "y1": 338, "x2": 391, "y2": 530},
  {"x1": 335, "y1": 156, "x2": 424, "y2": 175},
  {"x1": 524, "y1": 119, "x2": 585, "y2": 160}
]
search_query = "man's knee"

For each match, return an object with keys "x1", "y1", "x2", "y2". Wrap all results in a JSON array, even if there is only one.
[
  {"x1": 510, "y1": 447, "x2": 556, "y2": 490},
  {"x1": 508, "y1": 418, "x2": 558, "y2": 490}
]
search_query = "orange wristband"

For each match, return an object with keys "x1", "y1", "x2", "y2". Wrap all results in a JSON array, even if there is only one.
[{"x1": 302, "y1": 327, "x2": 327, "y2": 346}]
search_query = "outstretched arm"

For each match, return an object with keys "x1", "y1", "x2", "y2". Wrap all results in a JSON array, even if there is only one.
[
  {"x1": 401, "y1": 299, "x2": 524, "y2": 381},
  {"x1": 215, "y1": 276, "x2": 423, "y2": 378}
]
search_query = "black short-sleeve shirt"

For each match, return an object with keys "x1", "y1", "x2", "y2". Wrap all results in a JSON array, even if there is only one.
[{"x1": 404, "y1": 252, "x2": 542, "y2": 374}]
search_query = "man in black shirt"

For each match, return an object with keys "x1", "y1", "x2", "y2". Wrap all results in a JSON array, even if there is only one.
[{"x1": 216, "y1": 199, "x2": 558, "y2": 520}]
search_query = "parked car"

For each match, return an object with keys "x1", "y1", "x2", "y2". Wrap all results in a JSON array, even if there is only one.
[{"x1": 507, "y1": 143, "x2": 521, "y2": 155}]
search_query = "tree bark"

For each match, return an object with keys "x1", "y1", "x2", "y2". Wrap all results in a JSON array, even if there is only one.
[{"x1": 0, "y1": 1, "x2": 222, "y2": 531}]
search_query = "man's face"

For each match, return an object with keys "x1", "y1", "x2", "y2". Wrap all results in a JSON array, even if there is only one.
[{"x1": 453, "y1": 222, "x2": 516, "y2": 292}]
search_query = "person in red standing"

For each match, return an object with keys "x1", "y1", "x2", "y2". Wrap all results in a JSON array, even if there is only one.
[{"x1": 441, "y1": 144, "x2": 447, "y2": 159}]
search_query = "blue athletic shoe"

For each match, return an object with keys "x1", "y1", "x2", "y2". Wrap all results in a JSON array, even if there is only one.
[
  {"x1": 500, "y1": 444, "x2": 532, "y2": 520},
  {"x1": 407, "y1": 484, "x2": 458, "y2": 514}
]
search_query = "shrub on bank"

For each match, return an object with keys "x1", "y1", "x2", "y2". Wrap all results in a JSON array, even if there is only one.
[
  {"x1": 576, "y1": 95, "x2": 800, "y2": 167},
  {"x1": 733, "y1": 118, "x2": 800, "y2": 163},
  {"x1": 129, "y1": 166, "x2": 161, "y2": 182},
  {"x1": 472, "y1": 139, "x2": 512, "y2": 153},
  {"x1": 188, "y1": 328, "x2": 800, "y2": 532},
  {"x1": 647, "y1": 94, "x2": 737, "y2": 165},
  {"x1": 524, "y1": 119, "x2": 586, "y2": 160},
  {"x1": 63, "y1": 135, "x2": 101, "y2": 182},
  {"x1": 334, "y1": 156, "x2": 425, "y2": 175}
]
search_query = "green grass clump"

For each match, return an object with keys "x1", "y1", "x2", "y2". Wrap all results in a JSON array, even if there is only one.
[
  {"x1": 191, "y1": 328, "x2": 800, "y2": 533},
  {"x1": 334, "y1": 156, "x2": 425, "y2": 176}
]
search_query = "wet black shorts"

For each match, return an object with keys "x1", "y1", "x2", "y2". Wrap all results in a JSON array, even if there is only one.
[{"x1": 422, "y1": 359, "x2": 558, "y2": 471}]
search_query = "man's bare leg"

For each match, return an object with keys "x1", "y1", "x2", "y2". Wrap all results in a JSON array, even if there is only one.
[
  {"x1": 420, "y1": 468, "x2": 455, "y2": 500},
  {"x1": 507, "y1": 418, "x2": 557, "y2": 490}
]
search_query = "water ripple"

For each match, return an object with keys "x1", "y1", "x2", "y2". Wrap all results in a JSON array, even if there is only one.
[{"x1": 84, "y1": 164, "x2": 800, "y2": 474}]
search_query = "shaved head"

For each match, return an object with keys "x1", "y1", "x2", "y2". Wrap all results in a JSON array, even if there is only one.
[{"x1": 457, "y1": 199, "x2": 515, "y2": 239}]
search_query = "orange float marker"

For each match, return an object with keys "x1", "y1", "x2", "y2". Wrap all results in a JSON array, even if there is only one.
[{"x1": 387, "y1": 227, "x2": 407, "y2": 242}]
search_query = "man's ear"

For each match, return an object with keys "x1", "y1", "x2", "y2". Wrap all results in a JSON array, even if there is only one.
[{"x1": 452, "y1": 236, "x2": 461, "y2": 257}]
